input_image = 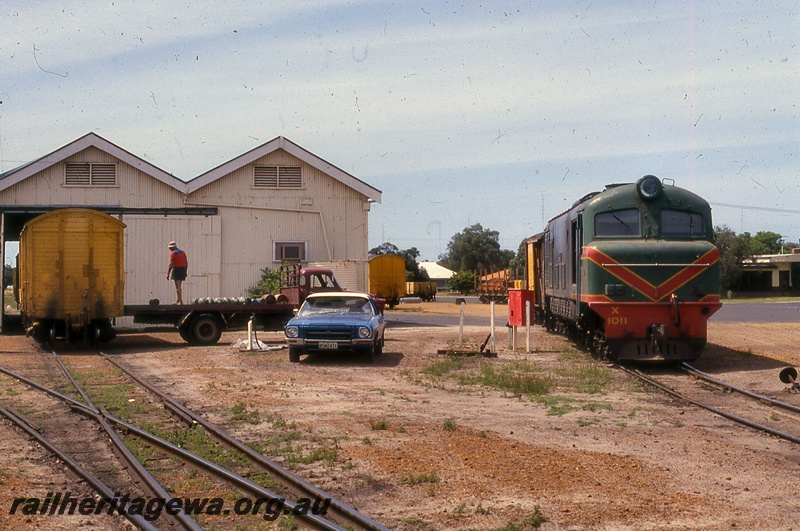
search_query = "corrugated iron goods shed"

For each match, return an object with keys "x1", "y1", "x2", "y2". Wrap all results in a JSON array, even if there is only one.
[{"x1": 0, "y1": 132, "x2": 381, "y2": 332}]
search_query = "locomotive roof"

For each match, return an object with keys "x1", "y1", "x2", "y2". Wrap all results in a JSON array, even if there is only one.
[{"x1": 547, "y1": 178, "x2": 709, "y2": 224}]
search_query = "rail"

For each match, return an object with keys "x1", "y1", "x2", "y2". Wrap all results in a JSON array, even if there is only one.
[
  {"x1": 617, "y1": 364, "x2": 800, "y2": 446},
  {"x1": 99, "y1": 352, "x2": 391, "y2": 531}
]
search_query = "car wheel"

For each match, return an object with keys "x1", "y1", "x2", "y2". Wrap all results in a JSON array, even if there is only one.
[
  {"x1": 364, "y1": 344, "x2": 375, "y2": 363},
  {"x1": 289, "y1": 346, "x2": 302, "y2": 363},
  {"x1": 375, "y1": 337, "x2": 384, "y2": 356}
]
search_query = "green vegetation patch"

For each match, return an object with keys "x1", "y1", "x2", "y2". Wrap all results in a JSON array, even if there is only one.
[
  {"x1": 555, "y1": 363, "x2": 613, "y2": 394},
  {"x1": 231, "y1": 402, "x2": 261, "y2": 424},
  {"x1": 401, "y1": 471, "x2": 439, "y2": 485},
  {"x1": 460, "y1": 362, "x2": 552, "y2": 397},
  {"x1": 422, "y1": 357, "x2": 465, "y2": 377}
]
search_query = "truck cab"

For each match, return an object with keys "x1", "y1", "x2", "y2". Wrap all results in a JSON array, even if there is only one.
[
  {"x1": 279, "y1": 265, "x2": 343, "y2": 305},
  {"x1": 279, "y1": 264, "x2": 386, "y2": 313}
]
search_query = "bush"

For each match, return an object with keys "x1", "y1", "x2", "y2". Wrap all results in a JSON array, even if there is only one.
[
  {"x1": 247, "y1": 267, "x2": 281, "y2": 297},
  {"x1": 446, "y1": 270, "x2": 475, "y2": 294}
]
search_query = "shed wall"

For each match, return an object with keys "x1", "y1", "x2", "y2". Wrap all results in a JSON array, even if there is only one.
[
  {"x1": 0, "y1": 147, "x2": 186, "y2": 208},
  {"x1": 121, "y1": 215, "x2": 222, "y2": 306},
  {"x1": 187, "y1": 149, "x2": 370, "y2": 296}
]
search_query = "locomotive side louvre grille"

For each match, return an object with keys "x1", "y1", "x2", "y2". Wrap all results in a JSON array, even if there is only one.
[
  {"x1": 254, "y1": 165, "x2": 303, "y2": 188},
  {"x1": 65, "y1": 162, "x2": 118, "y2": 186}
]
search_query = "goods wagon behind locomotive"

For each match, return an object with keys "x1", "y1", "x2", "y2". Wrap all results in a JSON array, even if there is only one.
[
  {"x1": 18, "y1": 208, "x2": 124, "y2": 343},
  {"x1": 528, "y1": 175, "x2": 721, "y2": 361}
]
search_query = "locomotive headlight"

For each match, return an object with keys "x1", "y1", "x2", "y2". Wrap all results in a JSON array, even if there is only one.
[{"x1": 636, "y1": 175, "x2": 663, "y2": 200}]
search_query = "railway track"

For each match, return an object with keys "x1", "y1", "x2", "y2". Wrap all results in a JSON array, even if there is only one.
[
  {"x1": 618, "y1": 362, "x2": 800, "y2": 445},
  {"x1": 0, "y1": 352, "x2": 187, "y2": 530},
  {"x1": 0, "y1": 347, "x2": 389, "y2": 530}
]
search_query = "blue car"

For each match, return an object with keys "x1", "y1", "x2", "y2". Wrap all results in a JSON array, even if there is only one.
[{"x1": 285, "y1": 292, "x2": 386, "y2": 363}]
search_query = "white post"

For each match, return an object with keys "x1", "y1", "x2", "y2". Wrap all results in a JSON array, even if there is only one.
[
  {"x1": 459, "y1": 301, "x2": 465, "y2": 347},
  {"x1": 490, "y1": 301, "x2": 496, "y2": 353},
  {"x1": 526, "y1": 300, "x2": 531, "y2": 353},
  {"x1": 247, "y1": 317, "x2": 254, "y2": 350}
]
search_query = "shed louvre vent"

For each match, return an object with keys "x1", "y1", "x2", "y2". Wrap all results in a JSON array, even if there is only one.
[
  {"x1": 65, "y1": 162, "x2": 117, "y2": 186},
  {"x1": 254, "y1": 166, "x2": 302, "y2": 188}
]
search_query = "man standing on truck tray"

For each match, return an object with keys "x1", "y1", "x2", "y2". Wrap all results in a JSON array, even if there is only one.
[{"x1": 166, "y1": 241, "x2": 188, "y2": 304}]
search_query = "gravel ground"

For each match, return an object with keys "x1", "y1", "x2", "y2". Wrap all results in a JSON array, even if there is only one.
[{"x1": 1, "y1": 302, "x2": 799, "y2": 530}]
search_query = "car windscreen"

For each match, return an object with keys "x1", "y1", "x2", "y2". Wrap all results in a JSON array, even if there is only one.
[
  {"x1": 660, "y1": 209, "x2": 705, "y2": 238},
  {"x1": 595, "y1": 208, "x2": 640, "y2": 237},
  {"x1": 298, "y1": 297, "x2": 373, "y2": 316}
]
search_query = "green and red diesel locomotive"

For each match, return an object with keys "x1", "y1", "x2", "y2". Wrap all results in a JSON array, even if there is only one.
[{"x1": 527, "y1": 175, "x2": 721, "y2": 361}]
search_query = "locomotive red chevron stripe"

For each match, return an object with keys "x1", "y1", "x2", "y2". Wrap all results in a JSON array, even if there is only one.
[{"x1": 582, "y1": 246, "x2": 719, "y2": 302}]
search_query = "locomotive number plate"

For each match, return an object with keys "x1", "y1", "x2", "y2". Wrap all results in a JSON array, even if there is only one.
[{"x1": 319, "y1": 342, "x2": 338, "y2": 350}]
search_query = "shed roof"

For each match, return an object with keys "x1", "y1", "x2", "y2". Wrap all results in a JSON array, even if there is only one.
[
  {"x1": 186, "y1": 136, "x2": 382, "y2": 203},
  {"x1": 743, "y1": 253, "x2": 800, "y2": 265},
  {"x1": 419, "y1": 261, "x2": 455, "y2": 279},
  {"x1": 0, "y1": 132, "x2": 187, "y2": 194}
]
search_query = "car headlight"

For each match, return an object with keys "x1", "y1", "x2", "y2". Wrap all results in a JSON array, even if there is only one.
[
  {"x1": 358, "y1": 327, "x2": 372, "y2": 339},
  {"x1": 636, "y1": 174, "x2": 662, "y2": 200},
  {"x1": 285, "y1": 326, "x2": 299, "y2": 338}
]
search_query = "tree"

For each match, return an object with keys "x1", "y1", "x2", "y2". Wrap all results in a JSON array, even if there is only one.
[
  {"x1": 370, "y1": 242, "x2": 430, "y2": 281},
  {"x1": 439, "y1": 224, "x2": 513, "y2": 273},
  {"x1": 3, "y1": 266, "x2": 14, "y2": 290},
  {"x1": 446, "y1": 270, "x2": 475, "y2": 294},
  {"x1": 714, "y1": 226, "x2": 748, "y2": 290},
  {"x1": 748, "y1": 231, "x2": 784, "y2": 255},
  {"x1": 508, "y1": 241, "x2": 527, "y2": 280},
  {"x1": 369, "y1": 242, "x2": 400, "y2": 256}
]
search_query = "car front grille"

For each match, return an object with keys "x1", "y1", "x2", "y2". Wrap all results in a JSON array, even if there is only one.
[{"x1": 305, "y1": 327, "x2": 353, "y2": 341}]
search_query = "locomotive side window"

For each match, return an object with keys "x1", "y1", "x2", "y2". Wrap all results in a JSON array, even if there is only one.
[
  {"x1": 661, "y1": 210, "x2": 705, "y2": 238},
  {"x1": 594, "y1": 209, "x2": 640, "y2": 237}
]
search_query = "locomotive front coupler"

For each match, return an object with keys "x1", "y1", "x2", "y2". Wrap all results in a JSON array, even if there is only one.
[{"x1": 648, "y1": 323, "x2": 668, "y2": 352}]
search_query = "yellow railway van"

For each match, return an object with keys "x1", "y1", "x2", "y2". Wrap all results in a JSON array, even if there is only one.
[
  {"x1": 368, "y1": 254, "x2": 406, "y2": 309},
  {"x1": 18, "y1": 208, "x2": 125, "y2": 342}
]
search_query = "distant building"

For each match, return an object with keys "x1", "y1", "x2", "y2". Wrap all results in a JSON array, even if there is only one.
[
  {"x1": 419, "y1": 261, "x2": 455, "y2": 289},
  {"x1": 739, "y1": 249, "x2": 800, "y2": 293}
]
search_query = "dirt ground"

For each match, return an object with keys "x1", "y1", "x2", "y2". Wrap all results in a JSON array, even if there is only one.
[{"x1": 1, "y1": 302, "x2": 799, "y2": 530}]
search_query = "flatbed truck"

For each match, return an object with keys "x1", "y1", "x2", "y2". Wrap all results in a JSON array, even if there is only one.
[{"x1": 124, "y1": 301, "x2": 295, "y2": 345}]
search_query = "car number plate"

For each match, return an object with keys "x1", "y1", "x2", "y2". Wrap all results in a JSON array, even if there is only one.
[{"x1": 319, "y1": 342, "x2": 338, "y2": 350}]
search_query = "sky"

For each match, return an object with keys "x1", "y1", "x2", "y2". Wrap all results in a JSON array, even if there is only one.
[{"x1": 1, "y1": 0, "x2": 798, "y2": 265}]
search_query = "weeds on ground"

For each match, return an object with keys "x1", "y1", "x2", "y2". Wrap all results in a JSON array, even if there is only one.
[
  {"x1": 401, "y1": 471, "x2": 439, "y2": 485},
  {"x1": 460, "y1": 363, "x2": 552, "y2": 397},
  {"x1": 231, "y1": 402, "x2": 261, "y2": 424},
  {"x1": 557, "y1": 363, "x2": 613, "y2": 394},
  {"x1": 422, "y1": 357, "x2": 465, "y2": 377},
  {"x1": 492, "y1": 505, "x2": 549, "y2": 530},
  {"x1": 401, "y1": 516, "x2": 435, "y2": 529},
  {"x1": 370, "y1": 419, "x2": 388, "y2": 430}
]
